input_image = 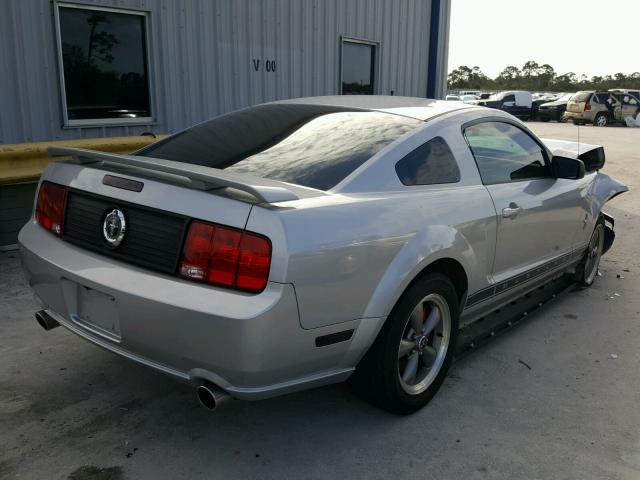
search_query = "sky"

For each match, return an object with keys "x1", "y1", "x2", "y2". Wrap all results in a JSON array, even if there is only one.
[{"x1": 448, "y1": 0, "x2": 640, "y2": 78}]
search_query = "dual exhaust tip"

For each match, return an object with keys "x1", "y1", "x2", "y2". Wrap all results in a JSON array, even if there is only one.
[
  {"x1": 196, "y1": 383, "x2": 231, "y2": 411},
  {"x1": 35, "y1": 310, "x2": 60, "y2": 331},
  {"x1": 35, "y1": 310, "x2": 230, "y2": 411}
]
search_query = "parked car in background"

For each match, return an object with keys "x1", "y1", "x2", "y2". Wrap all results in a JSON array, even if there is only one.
[
  {"x1": 445, "y1": 94, "x2": 460, "y2": 101},
  {"x1": 476, "y1": 91, "x2": 532, "y2": 120},
  {"x1": 564, "y1": 91, "x2": 612, "y2": 126},
  {"x1": 19, "y1": 96, "x2": 627, "y2": 414},
  {"x1": 532, "y1": 97, "x2": 552, "y2": 120},
  {"x1": 565, "y1": 90, "x2": 640, "y2": 126},
  {"x1": 538, "y1": 93, "x2": 574, "y2": 122},
  {"x1": 608, "y1": 90, "x2": 640, "y2": 124},
  {"x1": 460, "y1": 94, "x2": 479, "y2": 104}
]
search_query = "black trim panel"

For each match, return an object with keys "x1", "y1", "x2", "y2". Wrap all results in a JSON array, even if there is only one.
[
  {"x1": 315, "y1": 329, "x2": 354, "y2": 347},
  {"x1": 465, "y1": 249, "x2": 584, "y2": 309},
  {"x1": 103, "y1": 175, "x2": 144, "y2": 192}
]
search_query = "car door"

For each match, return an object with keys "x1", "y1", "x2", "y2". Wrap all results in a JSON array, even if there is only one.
[
  {"x1": 620, "y1": 94, "x2": 640, "y2": 120},
  {"x1": 463, "y1": 121, "x2": 585, "y2": 285},
  {"x1": 500, "y1": 94, "x2": 516, "y2": 115}
]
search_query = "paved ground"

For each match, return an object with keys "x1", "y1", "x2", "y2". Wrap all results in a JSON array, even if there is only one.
[{"x1": 1, "y1": 122, "x2": 639, "y2": 480}]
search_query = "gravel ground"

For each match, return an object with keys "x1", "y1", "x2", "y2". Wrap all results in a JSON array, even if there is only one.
[{"x1": 1, "y1": 121, "x2": 639, "y2": 480}]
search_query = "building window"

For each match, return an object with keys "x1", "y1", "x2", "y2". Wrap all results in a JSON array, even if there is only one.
[
  {"x1": 341, "y1": 39, "x2": 376, "y2": 95},
  {"x1": 55, "y1": 3, "x2": 152, "y2": 126}
]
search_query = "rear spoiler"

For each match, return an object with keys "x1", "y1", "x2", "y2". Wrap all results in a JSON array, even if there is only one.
[{"x1": 48, "y1": 147, "x2": 301, "y2": 204}]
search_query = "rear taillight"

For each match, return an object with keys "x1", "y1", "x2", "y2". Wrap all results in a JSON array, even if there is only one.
[
  {"x1": 584, "y1": 103, "x2": 591, "y2": 110},
  {"x1": 35, "y1": 181, "x2": 67, "y2": 235},
  {"x1": 179, "y1": 221, "x2": 272, "y2": 293}
]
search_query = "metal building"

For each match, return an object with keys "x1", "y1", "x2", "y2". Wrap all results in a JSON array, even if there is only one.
[
  {"x1": 0, "y1": 0, "x2": 451, "y2": 144},
  {"x1": 0, "y1": 0, "x2": 451, "y2": 248}
]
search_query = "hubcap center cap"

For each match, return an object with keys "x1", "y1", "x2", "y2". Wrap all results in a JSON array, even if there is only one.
[{"x1": 416, "y1": 335, "x2": 428, "y2": 350}]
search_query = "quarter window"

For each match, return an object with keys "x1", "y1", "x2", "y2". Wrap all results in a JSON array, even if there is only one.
[
  {"x1": 395, "y1": 137, "x2": 460, "y2": 186},
  {"x1": 341, "y1": 39, "x2": 376, "y2": 95},
  {"x1": 463, "y1": 122, "x2": 550, "y2": 184},
  {"x1": 56, "y1": 4, "x2": 152, "y2": 125}
]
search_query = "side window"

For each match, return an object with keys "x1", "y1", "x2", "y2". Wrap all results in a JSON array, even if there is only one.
[
  {"x1": 395, "y1": 137, "x2": 460, "y2": 186},
  {"x1": 463, "y1": 122, "x2": 550, "y2": 185},
  {"x1": 502, "y1": 94, "x2": 515, "y2": 103}
]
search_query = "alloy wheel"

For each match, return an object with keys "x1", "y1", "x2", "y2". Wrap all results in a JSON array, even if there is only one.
[
  {"x1": 397, "y1": 293, "x2": 451, "y2": 395},
  {"x1": 584, "y1": 224, "x2": 605, "y2": 284}
]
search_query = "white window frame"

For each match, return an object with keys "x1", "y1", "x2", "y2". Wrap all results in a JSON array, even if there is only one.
[
  {"x1": 53, "y1": 2, "x2": 155, "y2": 127},
  {"x1": 339, "y1": 36, "x2": 380, "y2": 95}
]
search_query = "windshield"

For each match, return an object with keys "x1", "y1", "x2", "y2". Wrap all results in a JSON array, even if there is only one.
[{"x1": 137, "y1": 104, "x2": 421, "y2": 191}]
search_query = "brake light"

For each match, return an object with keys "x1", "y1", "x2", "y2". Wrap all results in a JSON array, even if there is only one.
[
  {"x1": 35, "y1": 181, "x2": 67, "y2": 235},
  {"x1": 584, "y1": 103, "x2": 591, "y2": 110},
  {"x1": 179, "y1": 221, "x2": 272, "y2": 293}
]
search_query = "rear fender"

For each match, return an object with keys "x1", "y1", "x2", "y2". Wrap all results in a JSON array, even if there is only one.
[{"x1": 361, "y1": 224, "x2": 477, "y2": 322}]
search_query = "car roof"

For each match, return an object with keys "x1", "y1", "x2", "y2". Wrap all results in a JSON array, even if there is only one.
[{"x1": 272, "y1": 95, "x2": 478, "y2": 121}]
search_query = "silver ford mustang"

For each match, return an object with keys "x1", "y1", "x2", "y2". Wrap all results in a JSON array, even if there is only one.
[{"x1": 19, "y1": 96, "x2": 627, "y2": 414}]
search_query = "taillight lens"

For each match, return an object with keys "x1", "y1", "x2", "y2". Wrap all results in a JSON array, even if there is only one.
[
  {"x1": 179, "y1": 221, "x2": 271, "y2": 293},
  {"x1": 584, "y1": 103, "x2": 591, "y2": 110},
  {"x1": 35, "y1": 181, "x2": 67, "y2": 235}
]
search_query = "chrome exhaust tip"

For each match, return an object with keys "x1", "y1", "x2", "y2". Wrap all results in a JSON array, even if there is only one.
[
  {"x1": 35, "y1": 310, "x2": 60, "y2": 331},
  {"x1": 196, "y1": 383, "x2": 231, "y2": 411}
]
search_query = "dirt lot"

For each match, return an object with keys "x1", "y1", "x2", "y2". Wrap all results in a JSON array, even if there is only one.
[{"x1": 1, "y1": 122, "x2": 639, "y2": 480}]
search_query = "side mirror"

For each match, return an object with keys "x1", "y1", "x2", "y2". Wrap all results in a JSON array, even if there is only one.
[
  {"x1": 578, "y1": 146, "x2": 606, "y2": 172},
  {"x1": 552, "y1": 155, "x2": 585, "y2": 179}
]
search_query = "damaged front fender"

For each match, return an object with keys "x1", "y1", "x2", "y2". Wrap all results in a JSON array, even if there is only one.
[{"x1": 592, "y1": 172, "x2": 628, "y2": 254}]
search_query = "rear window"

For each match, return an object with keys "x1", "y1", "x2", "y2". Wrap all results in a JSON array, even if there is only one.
[
  {"x1": 137, "y1": 104, "x2": 421, "y2": 191},
  {"x1": 572, "y1": 92, "x2": 592, "y2": 102}
]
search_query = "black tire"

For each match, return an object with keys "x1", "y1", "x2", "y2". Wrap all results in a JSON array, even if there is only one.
[
  {"x1": 540, "y1": 117, "x2": 550, "y2": 122},
  {"x1": 350, "y1": 273, "x2": 459, "y2": 415},
  {"x1": 574, "y1": 217, "x2": 605, "y2": 286},
  {"x1": 593, "y1": 112, "x2": 609, "y2": 127}
]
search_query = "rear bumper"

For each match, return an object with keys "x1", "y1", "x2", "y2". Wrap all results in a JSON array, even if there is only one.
[
  {"x1": 564, "y1": 111, "x2": 596, "y2": 122},
  {"x1": 538, "y1": 109, "x2": 563, "y2": 120},
  {"x1": 18, "y1": 221, "x2": 362, "y2": 399}
]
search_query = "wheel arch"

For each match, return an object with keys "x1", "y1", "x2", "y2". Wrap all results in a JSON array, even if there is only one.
[
  {"x1": 405, "y1": 258, "x2": 468, "y2": 309},
  {"x1": 347, "y1": 256, "x2": 469, "y2": 373}
]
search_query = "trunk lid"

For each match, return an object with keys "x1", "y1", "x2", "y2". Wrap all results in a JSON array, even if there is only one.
[{"x1": 39, "y1": 148, "x2": 318, "y2": 280}]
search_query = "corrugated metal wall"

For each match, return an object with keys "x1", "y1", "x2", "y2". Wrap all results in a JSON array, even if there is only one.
[{"x1": 0, "y1": 0, "x2": 442, "y2": 144}]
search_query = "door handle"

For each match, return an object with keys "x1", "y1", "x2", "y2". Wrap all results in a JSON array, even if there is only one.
[{"x1": 502, "y1": 205, "x2": 522, "y2": 218}]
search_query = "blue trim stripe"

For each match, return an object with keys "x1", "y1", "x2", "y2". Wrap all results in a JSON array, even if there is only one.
[{"x1": 426, "y1": 0, "x2": 441, "y2": 98}]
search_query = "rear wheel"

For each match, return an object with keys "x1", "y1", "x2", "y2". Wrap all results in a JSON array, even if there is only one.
[
  {"x1": 574, "y1": 219, "x2": 605, "y2": 286},
  {"x1": 350, "y1": 273, "x2": 459, "y2": 414},
  {"x1": 594, "y1": 112, "x2": 609, "y2": 127}
]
